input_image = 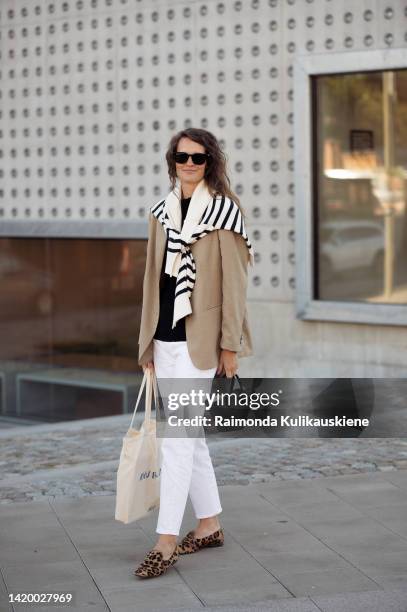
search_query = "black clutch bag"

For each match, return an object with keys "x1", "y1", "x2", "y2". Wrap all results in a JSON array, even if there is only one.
[{"x1": 208, "y1": 373, "x2": 250, "y2": 432}]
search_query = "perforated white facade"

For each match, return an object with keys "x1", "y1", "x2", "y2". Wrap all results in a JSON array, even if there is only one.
[{"x1": 1, "y1": 0, "x2": 406, "y2": 376}]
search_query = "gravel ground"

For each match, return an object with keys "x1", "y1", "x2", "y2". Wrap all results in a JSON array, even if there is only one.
[{"x1": 1, "y1": 416, "x2": 407, "y2": 504}]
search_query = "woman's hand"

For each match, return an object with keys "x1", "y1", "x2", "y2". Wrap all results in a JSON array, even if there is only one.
[
  {"x1": 216, "y1": 349, "x2": 238, "y2": 378},
  {"x1": 142, "y1": 361, "x2": 154, "y2": 373}
]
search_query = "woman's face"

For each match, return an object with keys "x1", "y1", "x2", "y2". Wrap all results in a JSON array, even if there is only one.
[{"x1": 175, "y1": 137, "x2": 207, "y2": 187}]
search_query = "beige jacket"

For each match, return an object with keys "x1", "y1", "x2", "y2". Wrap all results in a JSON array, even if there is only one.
[{"x1": 138, "y1": 211, "x2": 253, "y2": 370}]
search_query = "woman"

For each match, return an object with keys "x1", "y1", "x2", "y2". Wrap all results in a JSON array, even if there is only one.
[{"x1": 135, "y1": 128, "x2": 254, "y2": 578}]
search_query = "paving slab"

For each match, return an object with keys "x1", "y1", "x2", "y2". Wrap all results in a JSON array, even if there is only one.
[
  {"x1": 179, "y1": 564, "x2": 292, "y2": 606},
  {"x1": 102, "y1": 582, "x2": 203, "y2": 612},
  {"x1": 12, "y1": 604, "x2": 109, "y2": 612},
  {"x1": 333, "y1": 550, "x2": 407, "y2": 577},
  {"x1": 3, "y1": 560, "x2": 99, "y2": 592},
  {"x1": 229, "y1": 526, "x2": 336, "y2": 556},
  {"x1": 372, "y1": 574, "x2": 407, "y2": 590},
  {"x1": 270, "y1": 499, "x2": 365, "y2": 523},
  {"x1": 1, "y1": 472, "x2": 407, "y2": 610},
  {"x1": 0, "y1": 535, "x2": 79, "y2": 566},
  {"x1": 51, "y1": 494, "x2": 117, "y2": 521},
  {"x1": 255, "y1": 481, "x2": 341, "y2": 507},
  {"x1": 302, "y1": 471, "x2": 388, "y2": 489},
  {"x1": 0, "y1": 580, "x2": 13, "y2": 612},
  {"x1": 0, "y1": 499, "x2": 55, "y2": 518},
  {"x1": 384, "y1": 471, "x2": 407, "y2": 489},
  {"x1": 295, "y1": 516, "x2": 407, "y2": 552},
  {"x1": 273, "y1": 567, "x2": 379, "y2": 597},
  {"x1": 7, "y1": 578, "x2": 105, "y2": 609},
  {"x1": 353, "y1": 501, "x2": 407, "y2": 530},
  {"x1": 312, "y1": 586, "x2": 407, "y2": 612},
  {"x1": 323, "y1": 480, "x2": 407, "y2": 508},
  {"x1": 159, "y1": 589, "x2": 407, "y2": 612},
  {"x1": 251, "y1": 548, "x2": 351, "y2": 576},
  {"x1": 174, "y1": 600, "x2": 320, "y2": 612}
]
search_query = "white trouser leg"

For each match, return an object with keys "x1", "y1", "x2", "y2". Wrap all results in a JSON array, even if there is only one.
[
  {"x1": 189, "y1": 436, "x2": 223, "y2": 519},
  {"x1": 153, "y1": 339, "x2": 222, "y2": 535}
]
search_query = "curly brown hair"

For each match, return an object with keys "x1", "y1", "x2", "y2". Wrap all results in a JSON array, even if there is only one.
[{"x1": 165, "y1": 128, "x2": 245, "y2": 217}]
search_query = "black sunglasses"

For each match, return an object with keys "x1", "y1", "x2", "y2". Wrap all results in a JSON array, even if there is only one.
[{"x1": 174, "y1": 152, "x2": 210, "y2": 165}]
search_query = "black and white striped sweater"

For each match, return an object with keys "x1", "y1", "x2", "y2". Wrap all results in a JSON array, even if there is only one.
[{"x1": 150, "y1": 184, "x2": 254, "y2": 330}]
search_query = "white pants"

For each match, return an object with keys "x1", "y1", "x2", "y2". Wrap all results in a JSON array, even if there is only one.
[{"x1": 153, "y1": 339, "x2": 222, "y2": 535}]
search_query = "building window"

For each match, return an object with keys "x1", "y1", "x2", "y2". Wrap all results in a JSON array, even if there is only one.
[
  {"x1": 0, "y1": 236, "x2": 146, "y2": 422},
  {"x1": 295, "y1": 50, "x2": 407, "y2": 325},
  {"x1": 315, "y1": 70, "x2": 407, "y2": 305}
]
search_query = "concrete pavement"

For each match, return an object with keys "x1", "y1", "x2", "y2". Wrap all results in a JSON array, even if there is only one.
[{"x1": 1, "y1": 469, "x2": 407, "y2": 611}]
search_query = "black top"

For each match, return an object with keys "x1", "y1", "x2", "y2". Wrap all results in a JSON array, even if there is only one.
[{"x1": 153, "y1": 197, "x2": 191, "y2": 341}]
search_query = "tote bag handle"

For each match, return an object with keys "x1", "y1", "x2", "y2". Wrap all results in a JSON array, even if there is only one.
[
  {"x1": 150, "y1": 370, "x2": 160, "y2": 422},
  {"x1": 129, "y1": 368, "x2": 160, "y2": 429},
  {"x1": 143, "y1": 368, "x2": 160, "y2": 425}
]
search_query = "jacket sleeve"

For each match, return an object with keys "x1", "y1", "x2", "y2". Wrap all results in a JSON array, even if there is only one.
[
  {"x1": 138, "y1": 212, "x2": 156, "y2": 366},
  {"x1": 218, "y1": 229, "x2": 250, "y2": 353}
]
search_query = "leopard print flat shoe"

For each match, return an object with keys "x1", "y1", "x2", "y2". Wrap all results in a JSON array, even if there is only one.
[
  {"x1": 134, "y1": 545, "x2": 179, "y2": 579},
  {"x1": 177, "y1": 528, "x2": 224, "y2": 555}
]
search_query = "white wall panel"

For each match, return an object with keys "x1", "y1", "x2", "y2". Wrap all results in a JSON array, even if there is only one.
[{"x1": 1, "y1": 0, "x2": 406, "y2": 310}]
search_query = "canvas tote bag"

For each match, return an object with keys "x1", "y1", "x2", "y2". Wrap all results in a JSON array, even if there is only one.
[{"x1": 115, "y1": 368, "x2": 162, "y2": 524}]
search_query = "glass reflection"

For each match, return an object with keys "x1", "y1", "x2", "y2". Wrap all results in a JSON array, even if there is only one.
[
  {"x1": 0, "y1": 238, "x2": 146, "y2": 423},
  {"x1": 315, "y1": 69, "x2": 407, "y2": 303}
]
